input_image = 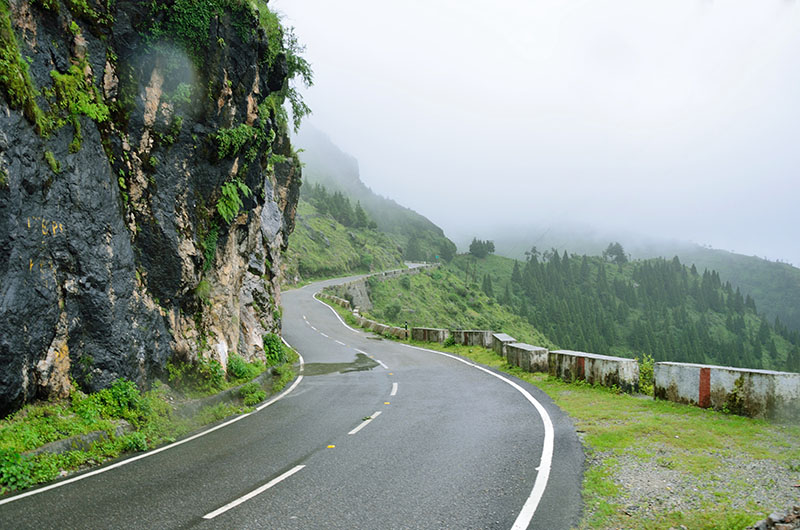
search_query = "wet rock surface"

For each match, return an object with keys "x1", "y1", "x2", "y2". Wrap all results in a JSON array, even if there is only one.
[
  {"x1": 0, "y1": 0, "x2": 301, "y2": 416},
  {"x1": 748, "y1": 506, "x2": 800, "y2": 530}
]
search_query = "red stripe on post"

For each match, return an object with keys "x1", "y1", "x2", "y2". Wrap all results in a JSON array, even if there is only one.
[
  {"x1": 577, "y1": 356, "x2": 585, "y2": 381},
  {"x1": 698, "y1": 367, "x2": 711, "y2": 408}
]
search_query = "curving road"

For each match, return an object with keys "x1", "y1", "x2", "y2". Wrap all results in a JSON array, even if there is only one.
[{"x1": 0, "y1": 274, "x2": 583, "y2": 529}]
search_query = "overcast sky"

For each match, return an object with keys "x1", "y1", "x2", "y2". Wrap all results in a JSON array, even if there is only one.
[{"x1": 271, "y1": 0, "x2": 800, "y2": 266}]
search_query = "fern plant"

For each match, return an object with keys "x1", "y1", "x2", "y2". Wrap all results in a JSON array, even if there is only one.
[{"x1": 216, "y1": 180, "x2": 252, "y2": 224}]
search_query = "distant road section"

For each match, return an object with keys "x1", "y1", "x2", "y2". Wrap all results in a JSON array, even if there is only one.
[{"x1": 0, "y1": 273, "x2": 583, "y2": 529}]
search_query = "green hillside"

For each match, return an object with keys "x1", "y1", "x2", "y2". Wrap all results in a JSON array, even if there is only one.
[
  {"x1": 282, "y1": 199, "x2": 405, "y2": 283},
  {"x1": 367, "y1": 251, "x2": 800, "y2": 372},
  {"x1": 362, "y1": 263, "x2": 556, "y2": 348},
  {"x1": 294, "y1": 126, "x2": 456, "y2": 262},
  {"x1": 480, "y1": 228, "x2": 800, "y2": 333}
]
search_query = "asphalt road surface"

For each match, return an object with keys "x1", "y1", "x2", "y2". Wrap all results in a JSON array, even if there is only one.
[{"x1": 0, "y1": 273, "x2": 583, "y2": 529}]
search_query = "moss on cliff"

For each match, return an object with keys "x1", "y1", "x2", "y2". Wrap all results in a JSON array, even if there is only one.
[{"x1": 0, "y1": 0, "x2": 49, "y2": 134}]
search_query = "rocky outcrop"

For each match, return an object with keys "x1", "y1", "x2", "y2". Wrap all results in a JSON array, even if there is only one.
[{"x1": 0, "y1": 0, "x2": 302, "y2": 416}]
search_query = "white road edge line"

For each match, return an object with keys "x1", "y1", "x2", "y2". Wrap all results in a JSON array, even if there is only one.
[
  {"x1": 376, "y1": 359, "x2": 389, "y2": 369},
  {"x1": 355, "y1": 348, "x2": 368, "y2": 355},
  {"x1": 390, "y1": 382, "x2": 398, "y2": 396},
  {"x1": 348, "y1": 411, "x2": 382, "y2": 435},
  {"x1": 400, "y1": 344, "x2": 554, "y2": 530},
  {"x1": 312, "y1": 291, "x2": 361, "y2": 334},
  {"x1": 0, "y1": 341, "x2": 307, "y2": 508},
  {"x1": 202, "y1": 465, "x2": 306, "y2": 520}
]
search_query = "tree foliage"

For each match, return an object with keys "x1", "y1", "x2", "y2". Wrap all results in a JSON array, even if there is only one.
[
  {"x1": 469, "y1": 238, "x2": 495, "y2": 259},
  {"x1": 497, "y1": 251, "x2": 799, "y2": 371}
]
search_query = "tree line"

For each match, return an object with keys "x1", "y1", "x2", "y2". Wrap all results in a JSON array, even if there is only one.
[
  {"x1": 486, "y1": 246, "x2": 800, "y2": 371},
  {"x1": 303, "y1": 183, "x2": 376, "y2": 229}
]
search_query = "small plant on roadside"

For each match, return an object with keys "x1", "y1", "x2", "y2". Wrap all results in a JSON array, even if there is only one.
[
  {"x1": 0, "y1": 449, "x2": 35, "y2": 493},
  {"x1": 239, "y1": 382, "x2": 266, "y2": 406},
  {"x1": 636, "y1": 352, "x2": 654, "y2": 395},
  {"x1": 167, "y1": 357, "x2": 225, "y2": 396},
  {"x1": 444, "y1": 335, "x2": 456, "y2": 347},
  {"x1": 226, "y1": 354, "x2": 264, "y2": 383},
  {"x1": 263, "y1": 333, "x2": 284, "y2": 366}
]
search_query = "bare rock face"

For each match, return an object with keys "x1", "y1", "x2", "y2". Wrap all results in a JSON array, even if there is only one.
[{"x1": 0, "y1": 0, "x2": 302, "y2": 416}]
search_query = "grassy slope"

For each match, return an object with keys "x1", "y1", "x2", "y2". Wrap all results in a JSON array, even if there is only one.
[
  {"x1": 364, "y1": 261, "x2": 556, "y2": 348},
  {"x1": 282, "y1": 199, "x2": 406, "y2": 283},
  {"x1": 440, "y1": 253, "x2": 795, "y2": 370}
]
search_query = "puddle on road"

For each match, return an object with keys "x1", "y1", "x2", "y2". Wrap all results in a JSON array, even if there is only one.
[{"x1": 302, "y1": 353, "x2": 379, "y2": 376}]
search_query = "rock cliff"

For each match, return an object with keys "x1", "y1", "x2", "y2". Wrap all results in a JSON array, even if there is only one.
[{"x1": 0, "y1": 0, "x2": 303, "y2": 416}]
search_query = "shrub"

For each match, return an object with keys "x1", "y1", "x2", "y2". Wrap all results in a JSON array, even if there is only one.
[
  {"x1": 637, "y1": 353, "x2": 654, "y2": 395},
  {"x1": 444, "y1": 335, "x2": 456, "y2": 347},
  {"x1": 123, "y1": 432, "x2": 148, "y2": 452},
  {"x1": 167, "y1": 357, "x2": 225, "y2": 395},
  {"x1": 227, "y1": 354, "x2": 263, "y2": 382},
  {"x1": 385, "y1": 303, "x2": 401, "y2": 322},
  {"x1": 263, "y1": 333, "x2": 284, "y2": 366},
  {"x1": 239, "y1": 382, "x2": 266, "y2": 406}
]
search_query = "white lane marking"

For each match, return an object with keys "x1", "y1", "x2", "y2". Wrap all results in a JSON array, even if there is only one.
[
  {"x1": 0, "y1": 343, "x2": 307, "y2": 507},
  {"x1": 303, "y1": 315, "x2": 307, "y2": 321},
  {"x1": 376, "y1": 359, "x2": 389, "y2": 370},
  {"x1": 312, "y1": 292, "x2": 360, "y2": 334},
  {"x1": 355, "y1": 349, "x2": 368, "y2": 355},
  {"x1": 310, "y1": 326, "x2": 317, "y2": 332},
  {"x1": 202, "y1": 465, "x2": 305, "y2": 520},
  {"x1": 390, "y1": 382, "x2": 398, "y2": 396},
  {"x1": 335, "y1": 340, "x2": 346, "y2": 346},
  {"x1": 401, "y1": 344, "x2": 554, "y2": 530},
  {"x1": 348, "y1": 411, "x2": 382, "y2": 435},
  {"x1": 320, "y1": 332, "x2": 329, "y2": 338}
]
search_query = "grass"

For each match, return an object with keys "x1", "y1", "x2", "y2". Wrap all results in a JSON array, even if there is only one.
[
  {"x1": 349, "y1": 265, "x2": 556, "y2": 348},
  {"x1": 0, "y1": 344, "x2": 301, "y2": 495}
]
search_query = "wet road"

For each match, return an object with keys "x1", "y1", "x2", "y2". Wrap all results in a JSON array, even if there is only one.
[{"x1": 0, "y1": 274, "x2": 583, "y2": 529}]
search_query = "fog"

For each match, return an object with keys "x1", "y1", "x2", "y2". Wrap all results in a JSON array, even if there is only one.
[{"x1": 271, "y1": 0, "x2": 800, "y2": 266}]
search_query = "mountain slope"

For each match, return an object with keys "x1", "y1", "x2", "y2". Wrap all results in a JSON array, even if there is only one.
[
  {"x1": 367, "y1": 252, "x2": 800, "y2": 372},
  {"x1": 282, "y1": 199, "x2": 405, "y2": 282},
  {"x1": 473, "y1": 226, "x2": 800, "y2": 332},
  {"x1": 294, "y1": 126, "x2": 456, "y2": 262}
]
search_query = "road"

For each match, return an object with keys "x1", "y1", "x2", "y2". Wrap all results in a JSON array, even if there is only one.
[{"x1": 0, "y1": 273, "x2": 583, "y2": 529}]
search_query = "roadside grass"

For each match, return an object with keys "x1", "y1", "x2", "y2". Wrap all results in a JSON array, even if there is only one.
[
  {"x1": 412, "y1": 342, "x2": 800, "y2": 529},
  {"x1": 361, "y1": 266, "x2": 556, "y2": 348},
  {"x1": 0, "y1": 342, "x2": 301, "y2": 495}
]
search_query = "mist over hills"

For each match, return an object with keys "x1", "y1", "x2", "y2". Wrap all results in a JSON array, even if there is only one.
[
  {"x1": 293, "y1": 125, "x2": 799, "y2": 335},
  {"x1": 454, "y1": 224, "x2": 800, "y2": 333},
  {"x1": 293, "y1": 126, "x2": 456, "y2": 262}
]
